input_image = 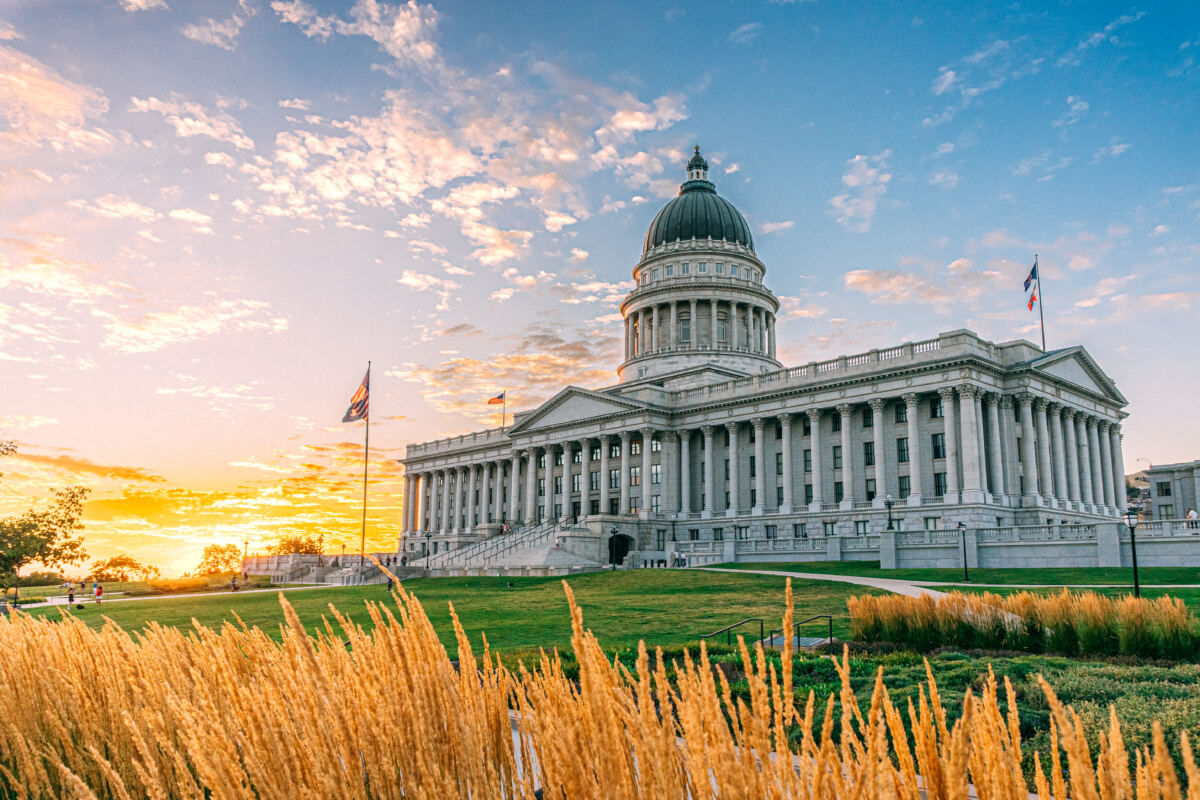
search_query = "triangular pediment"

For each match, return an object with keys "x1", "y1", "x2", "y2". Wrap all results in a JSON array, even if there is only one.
[
  {"x1": 508, "y1": 387, "x2": 651, "y2": 435},
  {"x1": 1033, "y1": 347, "x2": 1127, "y2": 404}
]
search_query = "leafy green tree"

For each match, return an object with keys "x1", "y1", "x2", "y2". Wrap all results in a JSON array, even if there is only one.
[
  {"x1": 88, "y1": 554, "x2": 160, "y2": 582},
  {"x1": 267, "y1": 534, "x2": 322, "y2": 555},
  {"x1": 196, "y1": 543, "x2": 243, "y2": 575},
  {"x1": 0, "y1": 486, "x2": 90, "y2": 602}
]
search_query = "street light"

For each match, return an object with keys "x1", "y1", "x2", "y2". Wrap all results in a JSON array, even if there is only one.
[
  {"x1": 1123, "y1": 507, "x2": 1141, "y2": 598},
  {"x1": 957, "y1": 521, "x2": 969, "y2": 582},
  {"x1": 317, "y1": 533, "x2": 324, "y2": 566},
  {"x1": 425, "y1": 531, "x2": 433, "y2": 568},
  {"x1": 884, "y1": 495, "x2": 895, "y2": 531},
  {"x1": 610, "y1": 525, "x2": 618, "y2": 571}
]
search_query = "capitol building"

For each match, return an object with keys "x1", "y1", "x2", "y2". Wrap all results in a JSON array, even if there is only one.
[{"x1": 398, "y1": 148, "x2": 1140, "y2": 573}]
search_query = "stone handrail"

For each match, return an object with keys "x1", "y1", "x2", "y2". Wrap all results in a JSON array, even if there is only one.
[{"x1": 973, "y1": 524, "x2": 1097, "y2": 543}]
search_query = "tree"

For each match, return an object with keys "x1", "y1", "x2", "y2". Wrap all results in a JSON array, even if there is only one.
[
  {"x1": 88, "y1": 554, "x2": 160, "y2": 582},
  {"x1": 0, "y1": 486, "x2": 90, "y2": 601},
  {"x1": 196, "y1": 544, "x2": 243, "y2": 575},
  {"x1": 268, "y1": 534, "x2": 322, "y2": 555}
]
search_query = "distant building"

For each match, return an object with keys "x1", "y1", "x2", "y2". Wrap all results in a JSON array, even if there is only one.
[
  {"x1": 1146, "y1": 460, "x2": 1200, "y2": 520},
  {"x1": 397, "y1": 148, "x2": 1133, "y2": 571}
]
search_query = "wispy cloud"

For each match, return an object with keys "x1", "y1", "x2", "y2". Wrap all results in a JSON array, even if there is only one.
[
  {"x1": 829, "y1": 150, "x2": 891, "y2": 232},
  {"x1": 182, "y1": 0, "x2": 255, "y2": 51},
  {"x1": 1058, "y1": 12, "x2": 1147, "y2": 67},
  {"x1": 729, "y1": 22, "x2": 762, "y2": 45},
  {"x1": 96, "y1": 298, "x2": 289, "y2": 354},
  {"x1": 129, "y1": 93, "x2": 255, "y2": 150}
]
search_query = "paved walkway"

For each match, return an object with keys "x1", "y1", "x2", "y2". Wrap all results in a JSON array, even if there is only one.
[
  {"x1": 19, "y1": 584, "x2": 344, "y2": 610},
  {"x1": 697, "y1": 567, "x2": 949, "y2": 598}
]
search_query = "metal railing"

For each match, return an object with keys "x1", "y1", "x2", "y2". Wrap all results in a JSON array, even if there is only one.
[
  {"x1": 701, "y1": 618, "x2": 766, "y2": 647},
  {"x1": 765, "y1": 615, "x2": 834, "y2": 648}
]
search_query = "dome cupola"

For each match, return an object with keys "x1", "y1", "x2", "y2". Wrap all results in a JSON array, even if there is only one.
[{"x1": 642, "y1": 146, "x2": 755, "y2": 255}]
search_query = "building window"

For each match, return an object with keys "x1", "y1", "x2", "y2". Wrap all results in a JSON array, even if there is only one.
[
  {"x1": 931, "y1": 397, "x2": 943, "y2": 419},
  {"x1": 652, "y1": 268, "x2": 659, "y2": 281},
  {"x1": 555, "y1": 451, "x2": 564, "y2": 466},
  {"x1": 630, "y1": 466, "x2": 641, "y2": 486},
  {"x1": 665, "y1": 265, "x2": 673, "y2": 277},
  {"x1": 805, "y1": 484, "x2": 813, "y2": 504},
  {"x1": 571, "y1": 474, "x2": 581, "y2": 493},
  {"x1": 931, "y1": 433, "x2": 946, "y2": 460},
  {"x1": 776, "y1": 452, "x2": 783, "y2": 475},
  {"x1": 537, "y1": 478, "x2": 545, "y2": 497},
  {"x1": 713, "y1": 528, "x2": 724, "y2": 541},
  {"x1": 537, "y1": 454, "x2": 546, "y2": 469},
  {"x1": 804, "y1": 449, "x2": 812, "y2": 473},
  {"x1": 656, "y1": 530, "x2": 666, "y2": 550},
  {"x1": 536, "y1": 505, "x2": 545, "y2": 521},
  {"x1": 775, "y1": 424, "x2": 782, "y2": 440},
  {"x1": 895, "y1": 405, "x2": 907, "y2": 424},
  {"x1": 715, "y1": 263, "x2": 725, "y2": 275},
  {"x1": 1159, "y1": 505, "x2": 1175, "y2": 519},
  {"x1": 865, "y1": 478, "x2": 876, "y2": 502},
  {"x1": 898, "y1": 475, "x2": 911, "y2": 499},
  {"x1": 724, "y1": 459, "x2": 730, "y2": 480},
  {"x1": 735, "y1": 526, "x2": 749, "y2": 540},
  {"x1": 832, "y1": 446, "x2": 842, "y2": 470},
  {"x1": 630, "y1": 497, "x2": 640, "y2": 512},
  {"x1": 698, "y1": 261, "x2": 708, "y2": 273},
  {"x1": 749, "y1": 487, "x2": 756, "y2": 506},
  {"x1": 589, "y1": 471, "x2": 600, "y2": 491},
  {"x1": 717, "y1": 316, "x2": 727, "y2": 342},
  {"x1": 609, "y1": 469, "x2": 619, "y2": 489},
  {"x1": 832, "y1": 414, "x2": 841, "y2": 433},
  {"x1": 933, "y1": 472, "x2": 947, "y2": 497},
  {"x1": 748, "y1": 427, "x2": 755, "y2": 443},
  {"x1": 689, "y1": 528, "x2": 700, "y2": 541},
  {"x1": 650, "y1": 463, "x2": 661, "y2": 485},
  {"x1": 554, "y1": 476, "x2": 563, "y2": 495},
  {"x1": 802, "y1": 416, "x2": 811, "y2": 436},
  {"x1": 863, "y1": 410, "x2": 873, "y2": 428},
  {"x1": 823, "y1": 522, "x2": 836, "y2": 536},
  {"x1": 897, "y1": 437, "x2": 910, "y2": 463},
  {"x1": 776, "y1": 486, "x2": 784, "y2": 506},
  {"x1": 794, "y1": 523, "x2": 807, "y2": 538},
  {"x1": 1157, "y1": 481, "x2": 1172, "y2": 497},
  {"x1": 651, "y1": 436, "x2": 661, "y2": 452},
  {"x1": 681, "y1": 317, "x2": 691, "y2": 342},
  {"x1": 855, "y1": 520, "x2": 868, "y2": 535},
  {"x1": 609, "y1": 442, "x2": 620, "y2": 458},
  {"x1": 925, "y1": 517, "x2": 940, "y2": 531},
  {"x1": 631, "y1": 439, "x2": 641, "y2": 456},
  {"x1": 863, "y1": 441, "x2": 875, "y2": 467},
  {"x1": 651, "y1": 495, "x2": 661, "y2": 513},
  {"x1": 765, "y1": 524, "x2": 776, "y2": 539},
  {"x1": 590, "y1": 446, "x2": 600, "y2": 461},
  {"x1": 681, "y1": 262, "x2": 690, "y2": 275},
  {"x1": 749, "y1": 456, "x2": 756, "y2": 478},
  {"x1": 834, "y1": 481, "x2": 844, "y2": 503}
]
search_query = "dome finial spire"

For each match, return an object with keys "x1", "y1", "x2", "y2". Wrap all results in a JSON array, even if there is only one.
[{"x1": 686, "y1": 145, "x2": 709, "y2": 182}]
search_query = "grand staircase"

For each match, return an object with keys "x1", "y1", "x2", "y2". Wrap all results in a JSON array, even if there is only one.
[{"x1": 426, "y1": 519, "x2": 602, "y2": 571}]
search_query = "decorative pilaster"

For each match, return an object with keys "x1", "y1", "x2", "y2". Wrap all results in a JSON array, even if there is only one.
[
  {"x1": 837, "y1": 403, "x2": 854, "y2": 510},
  {"x1": 544, "y1": 449, "x2": 557, "y2": 521},
  {"x1": 869, "y1": 399, "x2": 887, "y2": 507},
  {"x1": 680, "y1": 430, "x2": 693, "y2": 514},
  {"x1": 701, "y1": 425, "x2": 715, "y2": 518},
  {"x1": 752, "y1": 418, "x2": 766, "y2": 515},
  {"x1": 709, "y1": 300, "x2": 718, "y2": 348},
  {"x1": 778, "y1": 413, "x2": 793, "y2": 513},
  {"x1": 725, "y1": 421, "x2": 740, "y2": 517},
  {"x1": 807, "y1": 408, "x2": 823, "y2": 511},
  {"x1": 903, "y1": 393, "x2": 924, "y2": 506},
  {"x1": 939, "y1": 388, "x2": 961, "y2": 504},
  {"x1": 522, "y1": 450, "x2": 536, "y2": 523}
]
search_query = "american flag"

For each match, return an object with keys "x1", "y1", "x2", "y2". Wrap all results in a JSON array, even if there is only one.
[{"x1": 342, "y1": 371, "x2": 369, "y2": 422}]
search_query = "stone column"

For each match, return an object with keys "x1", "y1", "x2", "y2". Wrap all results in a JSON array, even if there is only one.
[
  {"x1": 401, "y1": 475, "x2": 412, "y2": 535},
  {"x1": 959, "y1": 385, "x2": 984, "y2": 502},
  {"x1": 1018, "y1": 394, "x2": 1040, "y2": 503},
  {"x1": 1087, "y1": 418, "x2": 1105, "y2": 510},
  {"x1": 619, "y1": 432, "x2": 632, "y2": 514},
  {"x1": 508, "y1": 453, "x2": 520, "y2": 521},
  {"x1": 464, "y1": 464, "x2": 478, "y2": 532},
  {"x1": 973, "y1": 391, "x2": 987, "y2": 492},
  {"x1": 651, "y1": 305, "x2": 660, "y2": 351},
  {"x1": 426, "y1": 472, "x2": 437, "y2": 532},
  {"x1": 544, "y1": 448, "x2": 557, "y2": 521},
  {"x1": 807, "y1": 408, "x2": 823, "y2": 512},
  {"x1": 452, "y1": 468, "x2": 463, "y2": 534},
  {"x1": 999, "y1": 396, "x2": 1020, "y2": 503},
  {"x1": 903, "y1": 393, "x2": 924, "y2": 506},
  {"x1": 752, "y1": 417, "x2": 766, "y2": 515},
  {"x1": 523, "y1": 450, "x2": 536, "y2": 523},
  {"x1": 1061, "y1": 410, "x2": 1081, "y2": 503},
  {"x1": 1098, "y1": 422, "x2": 1116, "y2": 510},
  {"x1": 689, "y1": 299, "x2": 698, "y2": 350},
  {"x1": 478, "y1": 462, "x2": 491, "y2": 524},
  {"x1": 939, "y1": 388, "x2": 961, "y2": 503},
  {"x1": 1049, "y1": 404, "x2": 1069, "y2": 507},
  {"x1": 440, "y1": 468, "x2": 452, "y2": 534},
  {"x1": 669, "y1": 302, "x2": 678, "y2": 351},
  {"x1": 496, "y1": 460, "x2": 508, "y2": 521},
  {"x1": 579, "y1": 438, "x2": 591, "y2": 518},
  {"x1": 726, "y1": 421, "x2": 740, "y2": 516},
  {"x1": 709, "y1": 299, "x2": 718, "y2": 348},
  {"x1": 837, "y1": 403, "x2": 854, "y2": 509},
  {"x1": 730, "y1": 302, "x2": 739, "y2": 350},
  {"x1": 640, "y1": 428, "x2": 654, "y2": 516},
  {"x1": 1110, "y1": 423, "x2": 1126, "y2": 513},
  {"x1": 560, "y1": 442, "x2": 574, "y2": 522},
  {"x1": 1034, "y1": 399, "x2": 1055, "y2": 502},
  {"x1": 702, "y1": 425, "x2": 715, "y2": 517},
  {"x1": 599, "y1": 436, "x2": 611, "y2": 514},
  {"x1": 869, "y1": 400, "x2": 887, "y2": 507},
  {"x1": 680, "y1": 430, "x2": 692, "y2": 514},
  {"x1": 986, "y1": 395, "x2": 1004, "y2": 504},
  {"x1": 661, "y1": 431, "x2": 678, "y2": 514},
  {"x1": 768, "y1": 314, "x2": 776, "y2": 359},
  {"x1": 778, "y1": 413, "x2": 794, "y2": 513},
  {"x1": 1077, "y1": 415, "x2": 1094, "y2": 507}
]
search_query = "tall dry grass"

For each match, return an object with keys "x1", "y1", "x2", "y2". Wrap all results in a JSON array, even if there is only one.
[
  {"x1": 0, "y1": 578, "x2": 1196, "y2": 798},
  {"x1": 848, "y1": 589, "x2": 1200, "y2": 659}
]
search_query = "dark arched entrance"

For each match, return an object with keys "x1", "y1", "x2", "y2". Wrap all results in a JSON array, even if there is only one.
[{"x1": 607, "y1": 534, "x2": 635, "y2": 566}]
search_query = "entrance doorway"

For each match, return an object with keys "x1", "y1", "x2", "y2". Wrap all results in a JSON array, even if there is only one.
[{"x1": 607, "y1": 533, "x2": 635, "y2": 566}]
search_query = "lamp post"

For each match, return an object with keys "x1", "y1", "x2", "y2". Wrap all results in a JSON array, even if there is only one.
[
  {"x1": 610, "y1": 526, "x2": 618, "y2": 571},
  {"x1": 885, "y1": 495, "x2": 895, "y2": 531},
  {"x1": 957, "y1": 521, "x2": 969, "y2": 582},
  {"x1": 243, "y1": 539, "x2": 248, "y2": 559},
  {"x1": 317, "y1": 533, "x2": 324, "y2": 567},
  {"x1": 1123, "y1": 507, "x2": 1141, "y2": 598},
  {"x1": 425, "y1": 531, "x2": 433, "y2": 568}
]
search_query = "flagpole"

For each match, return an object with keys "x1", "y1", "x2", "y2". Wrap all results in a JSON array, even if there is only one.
[
  {"x1": 1035, "y1": 254, "x2": 1046, "y2": 351},
  {"x1": 360, "y1": 360, "x2": 370, "y2": 566},
  {"x1": 502, "y1": 389, "x2": 507, "y2": 430}
]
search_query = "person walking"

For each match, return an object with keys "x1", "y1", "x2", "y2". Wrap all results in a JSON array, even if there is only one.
[
  {"x1": 94, "y1": 583, "x2": 103, "y2": 606},
  {"x1": 386, "y1": 576, "x2": 394, "y2": 592},
  {"x1": 67, "y1": 586, "x2": 75, "y2": 605},
  {"x1": 400, "y1": 555, "x2": 407, "y2": 567}
]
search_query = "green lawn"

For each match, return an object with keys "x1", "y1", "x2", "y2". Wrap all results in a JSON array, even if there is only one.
[
  {"x1": 716, "y1": 560, "x2": 1200, "y2": 585},
  {"x1": 25, "y1": 570, "x2": 876, "y2": 655}
]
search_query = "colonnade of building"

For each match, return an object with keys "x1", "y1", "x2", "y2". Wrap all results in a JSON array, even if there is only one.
[
  {"x1": 401, "y1": 386, "x2": 1126, "y2": 537},
  {"x1": 624, "y1": 298, "x2": 777, "y2": 360}
]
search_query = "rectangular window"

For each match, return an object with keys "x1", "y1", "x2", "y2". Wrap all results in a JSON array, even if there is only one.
[
  {"x1": 863, "y1": 410, "x2": 874, "y2": 428},
  {"x1": 724, "y1": 459, "x2": 730, "y2": 480},
  {"x1": 630, "y1": 466, "x2": 641, "y2": 486},
  {"x1": 734, "y1": 525, "x2": 749, "y2": 540},
  {"x1": 609, "y1": 469, "x2": 619, "y2": 489},
  {"x1": 656, "y1": 530, "x2": 666, "y2": 550},
  {"x1": 749, "y1": 487, "x2": 756, "y2": 506},
  {"x1": 804, "y1": 449, "x2": 812, "y2": 473},
  {"x1": 572, "y1": 449, "x2": 582, "y2": 464},
  {"x1": 589, "y1": 471, "x2": 600, "y2": 491},
  {"x1": 748, "y1": 427, "x2": 755, "y2": 443},
  {"x1": 895, "y1": 405, "x2": 907, "y2": 424},
  {"x1": 651, "y1": 463, "x2": 661, "y2": 485},
  {"x1": 897, "y1": 437, "x2": 909, "y2": 463},
  {"x1": 652, "y1": 268, "x2": 659, "y2": 280},
  {"x1": 1157, "y1": 481, "x2": 1173, "y2": 497},
  {"x1": 805, "y1": 484, "x2": 813, "y2": 504},
  {"x1": 554, "y1": 476, "x2": 563, "y2": 495},
  {"x1": 688, "y1": 528, "x2": 700, "y2": 541},
  {"x1": 863, "y1": 441, "x2": 875, "y2": 467},
  {"x1": 865, "y1": 478, "x2": 876, "y2": 501},
  {"x1": 855, "y1": 520, "x2": 868, "y2": 535},
  {"x1": 823, "y1": 522, "x2": 836, "y2": 536},
  {"x1": 631, "y1": 439, "x2": 642, "y2": 456},
  {"x1": 898, "y1": 475, "x2": 911, "y2": 499},
  {"x1": 730, "y1": 265, "x2": 739, "y2": 278},
  {"x1": 832, "y1": 445, "x2": 842, "y2": 470},
  {"x1": 1160, "y1": 504, "x2": 1175, "y2": 519},
  {"x1": 933, "y1": 472, "x2": 947, "y2": 497},
  {"x1": 713, "y1": 528, "x2": 724, "y2": 541},
  {"x1": 571, "y1": 474, "x2": 580, "y2": 493},
  {"x1": 775, "y1": 424, "x2": 782, "y2": 440},
  {"x1": 765, "y1": 524, "x2": 776, "y2": 539},
  {"x1": 832, "y1": 414, "x2": 842, "y2": 432},
  {"x1": 681, "y1": 262, "x2": 690, "y2": 274},
  {"x1": 802, "y1": 416, "x2": 811, "y2": 436},
  {"x1": 925, "y1": 517, "x2": 940, "y2": 531},
  {"x1": 794, "y1": 523, "x2": 807, "y2": 538},
  {"x1": 931, "y1": 432, "x2": 946, "y2": 460},
  {"x1": 931, "y1": 397, "x2": 944, "y2": 419},
  {"x1": 537, "y1": 478, "x2": 545, "y2": 497},
  {"x1": 776, "y1": 486, "x2": 784, "y2": 506},
  {"x1": 651, "y1": 495, "x2": 661, "y2": 513},
  {"x1": 698, "y1": 261, "x2": 708, "y2": 273},
  {"x1": 537, "y1": 454, "x2": 546, "y2": 469},
  {"x1": 609, "y1": 443, "x2": 620, "y2": 458},
  {"x1": 665, "y1": 265, "x2": 673, "y2": 276},
  {"x1": 681, "y1": 318, "x2": 691, "y2": 342},
  {"x1": 717, "y1": 317, "x2": 727, "y2": 342},
  {"x1": 651, "y1": 436, "x2": 661, "y2": 452},
  {"x1": 590, "y1": 446, "x2": 600, "y2": 461},
  {"x1": 834, "y1": 481, "x2": 844, "y2": 503},
  {"x1": 555, "y1": 451, "x2": 564, "y2": 466},
  {"x1": 715, "y1": 263, "x2": 725, "y2": 275},
  {"x1": 776, "y1": 452, "x2": 783, "y2": 475},
  {"x1": 749, "y1": 455, "x2": 756, "y2": 478},
  {"x1": 630, "y1": 497, "x2": 640, "y2": 512}
]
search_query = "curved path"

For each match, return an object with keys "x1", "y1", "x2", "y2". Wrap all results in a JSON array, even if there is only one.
[{"x1": 696, "y1": 566, "x2": 948, "y2": 598}]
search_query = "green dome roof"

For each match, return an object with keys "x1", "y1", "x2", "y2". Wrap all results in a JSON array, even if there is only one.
[{"x1": 642, "y1": 147, "x2": 754, "y2": 254}]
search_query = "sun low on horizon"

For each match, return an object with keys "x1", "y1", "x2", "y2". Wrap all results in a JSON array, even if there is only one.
[{"x1": 2, "y1": 0, "x2": 1198, "y2": 577}]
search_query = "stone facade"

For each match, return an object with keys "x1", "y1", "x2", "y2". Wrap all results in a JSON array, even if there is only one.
[
  {"x1": 1146, "y1": 459, "x2": 1200, "y2": 521},
  {"x1": 397, "y1": 151, "x2": 1133, "y2": 569}
]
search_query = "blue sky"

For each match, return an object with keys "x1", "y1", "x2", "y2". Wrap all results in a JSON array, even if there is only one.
[{"x1": 1, "y1": 0, "x2": 1197, "y2": 572}]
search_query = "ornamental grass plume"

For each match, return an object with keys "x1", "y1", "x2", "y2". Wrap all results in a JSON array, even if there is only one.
[{"x1": 0, "y1": 579, "x2": 1197, "y2": 798}]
